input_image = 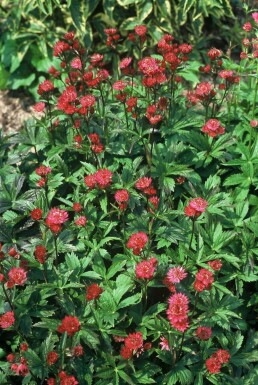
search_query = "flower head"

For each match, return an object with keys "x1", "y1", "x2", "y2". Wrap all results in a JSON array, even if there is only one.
[
  {"x1": 196, "y1": 326, "x2": 212, "y2": 340},
  {"x1": 167, "y1": 266, "x2": 187, "y2": 284},
  {"x1": 57, "y1": 316, "x2": 80, "y2": 336},
  {"x1": 127, "y1": 232, "x2": 148, "y2": 255},
  {"x1": 0, "y1": 311, "x2": 15, "y2": 329},
  {"x1": 135, "y1": 258, "x2": 158, "y2": 280},
  {"x1": 86, "y1": 283, "x2": 103, "y2": 301}
]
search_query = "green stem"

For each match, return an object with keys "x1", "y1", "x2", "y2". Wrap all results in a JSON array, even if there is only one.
[{"x1": 2, "y1": 283, "x2": 13, "y2": 310}]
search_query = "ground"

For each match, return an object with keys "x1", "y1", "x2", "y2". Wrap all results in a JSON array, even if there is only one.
[{"x1": 0, "y1": 90, "x2": 34, "y2": 134}]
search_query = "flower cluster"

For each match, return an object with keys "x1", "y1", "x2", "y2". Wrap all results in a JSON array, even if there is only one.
[
  {"x1": 194, "y1": 269, "x2": 214, "y2": 292},
  {"x1": 57, "y1": 316, "x2": 80, "y2": 337},
  {"x1": 84, "y1": 168, "x2": 113, "y2": 189},
  {"x1": 120, "y1": 332, "x2": 144, "y2": 359},
  {"x1": 184, "y1": 198, "x2": 208, "y2": 218},
  {"x1": 206, "y1": 349, "x2": 230, "y2": 374},
  {"x1": 166, "y1": 293, "x2": 189, "y2": 332},
  {"x1": 86, "y1": 283, "x2": 103, "y2": 301},
  {"x1": 46, "y1": 208, "x2": 69, "y2": 233},
  {"x1": 202, "y1": 119, "x2": 225, "y2": 138}
]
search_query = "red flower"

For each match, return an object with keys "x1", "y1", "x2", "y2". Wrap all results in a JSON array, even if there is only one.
[
  {"x1": 59, "y1": 371, "x2": 78, "y2": 385},
  {"x1": 127, "y1": 232, "x2": 148, "y2": 255},
  {"x1": 72, "y1": 345, "x2": 84, "y2": 357},
  {"x1": 7, "y1": 353, "x2": 15, "y2": 362},
  {"x1": 0, "y1": 311, "x2": 15, "y2": 329},
  {"x1": 120, "y1": 57, "x2": 132, "y2": 69},
  {"x1": 53, "y1": 40, "x2": 70, "y2": 56},
  {"x1": 84, "y1": 174, "x2": 96, "y2": 189},
  {"x1": 11, "y1": 363, "x2": 29, "y2": 376},
  {"x1": 57, "y1": 316, "x2": 80, "y2": 337},
  {"x1": 86, "y1": 283, "x2": 103, "y2": 301},
  {"x1": 74, "y1": 216, "x2": 87, "y2": 226},
  {"x1": 194, "y1": 269, "x2": 214, "y2": 292},
  {"x1": 73, "y1": 202, "x2": 82, "y2": 212},
  {"x1": 196, "y1": 326, "x2": 212, "y2": 340},
  {"x1": 47, "y1": 351, "x2": 59, "y2": 365},
  {"x1": 202, "y1": 119, "x2": 225, "y2": 137},
  {"x1": 134, "y1": 25, "x2": 147, "y2": 36},
  {"x1": 71, "y1": 57, "x2": 82, "y2": 69},
  {"x1": 208, "y1": 259, "x2": 222, "y2": 271},
  {"x1": 166, "y1": 293, "x2": 189, "y2": 332},
  {"x1": 120, "y1": 345, "x2": 133, "y2": 360},
  {"x1": 7, "y1": 268, "x2": 27, "y2": 286},
  {"x1": 37, "y1": 80, "x2": 54, "y2": 95},
  {"x1": 124, "y1": 332, "x2": 143, "y2": 350},
  {"x1": 163, "y1": 276, "x2": 176, "y2": 293},
  {"x1": 135, "y1": 177, "x2": 152, "y2": 191},
  {"x1": 95, "y1": 169, "x2": 113, "y2": 189},
  {"x1": 46, "y1": 208, "x2": 69, "y2": 226},
  {"x1": 31, "y1": 208, "x2": 43, "y2": 221},
  {"x1": 214, "y1": 349, "x2": 230, "y2": 364},
  {"x1": 20, "y1": 343, "x2": 28, "y2": 351},
  {"x1": 148, "y1": 196, "x2": 159, "y2": 212},
  {"x1": 33, "y1": 102, "x2": 45, "y2": 112},
  {"x1": 35, "y1": 165, "x2": 52, "y2": 176},
  {"x1": 114, "y1": 189, "x2": 130, "y2": 208},
  {"x1": 113, "y1": 80, "x2": 128, "y2": 91},
  {"x1": 135, "y1": 258, "x2": 158, "y2": 280},
  {"x1": 34, "y1": 245, "x2": 47, "y2": 264},
  {"x1": 47, "y1": 379, "x2": 56, "y2": 385},
  {"x1": 206, "y1": 357, "x2": 221, "y2": 374},
  {"x1": 207, "y1": 48, "x2": 222, "y2": 60},
  {"x1": 80, "y1": 95, "x2": 96, "y2": 108}
]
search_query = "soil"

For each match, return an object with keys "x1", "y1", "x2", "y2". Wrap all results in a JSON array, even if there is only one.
[{"x1": 0, "y1": 90, "x2": 34, "y2": 135}]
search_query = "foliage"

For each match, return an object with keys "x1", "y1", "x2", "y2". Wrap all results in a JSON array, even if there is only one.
[{"x1": 0, "y1": 8, "x2": 258, "y2": 385}]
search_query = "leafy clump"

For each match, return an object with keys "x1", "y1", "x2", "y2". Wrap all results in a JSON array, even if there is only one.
[{"x1": 0, "y1": 11, "x2": 257, "y2": 385}]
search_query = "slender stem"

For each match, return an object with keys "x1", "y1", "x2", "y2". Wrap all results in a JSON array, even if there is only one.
[
  {"x1": 124, "y1": 103, "x2": 129, "y2": 131},
  {"x1": 2, "y1": 283, "x2": 13, "y2": 310},
  {"x1": 53, "y1": 235, "x2": 59, "y2": 266},
  {"x1": 177, "y1": 332, "x2": 185, "y2": 359},
  {"x1": 185, "y1": 219, "x2": 195, "y2": 265},
  {"x1": 252, "y1": 66, "x2": 258, "y2": 118}
]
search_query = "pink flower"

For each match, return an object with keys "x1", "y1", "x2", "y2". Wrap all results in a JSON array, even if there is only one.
[
  {"x1": 202, "y1": 119, "x2": 225, "y2": 137},
  {"x1": 80, "y1": 95, "x2": 96, "y2": 108},
  {"x1": 135, "y1": 177, "x2": 152, "y2": 190},
  {"x1": 124, "y1": 332, "x2": 143, "y2": 350},
  {"x1": 8, "y1": 268, "x2": 27, "y2": 286},
  {"x1": 94, "y1": 169, "x2": 113, "y2": 189},
  {"x1": 113, "y1": 80, "x2": 128, "y2": 91},
  {"x1": 167, "y1": 266, "x2": 187, "y2": 284},
  {"x1": 46, "y1": 208, "x2": 69, "y2": 225},
  {"x1": 252, "y1": 12, "x2": 258, "y2": 23},
  {"x1": 160, "y1": 336, "x2": 170, "y2": 351},
  {"x1": 120, "y1": 57, "x2": 132, "y2": 69},
  {"x1": 184, "y1": 197, "x2": 208, "y2": 218},
  {"x1": 207, "y1": 260, "x2": 222, "y2": 271},
  {"x1": 71, "y1": 57, "x2": 82, "y2": 69},
  {"x1": 134, "y1": 25, "x2": 147, "y2": 36},
  {"x1": 33, "y1": 102, "x2": 45, "y2": 112}
]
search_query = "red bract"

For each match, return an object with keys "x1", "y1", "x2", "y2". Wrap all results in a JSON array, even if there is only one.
[
  {"x1": 127, "y1": 232, "x2": 148, "y2": 255},
  {"x1": 206, "y1": 349, "x2": 230, "y2": 374},
  {"x1": 46, "y1": 208, "x2": 69, "y2": 225},
  {"x1": 194, "y1": 268, "x2": 214, "y2": 292},
  {"x1": 206, "y1": 357, "x2": 222, "y2": 374},
  {"x1": 73, "y1": 202, "x2": 82, "y2": 212},
  {"x1": 207, "y1": 48, "x2": 222, "y2": 60},
  {"x1": 74, "y1": 216, "x2": 87, "y2": 226},
  {"x1": 11, "y1": 363, "x2": 29, "y2": 376},
  {"x1": 115, "y1": 189, "x2": 129, "y2": 210},
  {"x1": 160, "y1": 336, "x2": 170, "y2": 351},
  {"x1": 203, "y1": 118, "x2": 225, "y2": 137},
  {"x1": 35, "y1": 165, "x2": 52, "y2": 176},
  {"x1": 31, "y1": 208, "x2": 43, "y2": 221},
  {"x1": 120, "y1": 345, "x2": 133, "y2": 360},
  {"x1": 135, "y1": 258, "x2": 158, "y2": 280},
  {"x1": 72, "y1": 345, "x2": 84, "y2": 357},
  {"x1": 80, "y1": 95, "x2": 96, "y2": 108},
  {"x1": 0, "y1": 311, "x2": 15, "y2": 329},
  {"x1": 58, "y1": 371, "x2": 78, "y2": 385},
  {"x1": 86, "y1": 283, "x2": 103, "y2": 301},
  {"x1": 94, "y1": 169, "x2": 113, "y2": 189},
  {"x1": 34, "y1": 245, "x2": 47, "y2": 264},
  {"x1": 196, "y1": 326, "x2": 212, "y2": 340},
  {"x1": 33, "y1": 102, "x2": 45, "y2": 112},
  {"x1": 208, "y1": 259, "x2": 222, "y2": 271},
  {"x1": 47, "y1": 351, "x2": 59, "y2": 365},
  {"x1": 57, "y1": 316, "x2": 80, "y2": 336},
  {"x1": 53, "y1": 40, "x2": 70, "y2": 56},
  {"x1": 70, "y1": 57, "x2": 82, "y2": 69},
  {"x1": 124, "y1": 332, "x2": 143, "y2": 350},
  {"x1": 37, "y1": 80, "x2": 54, "y2": 95},
  {"x1": 135, "y1": 177, "x2": 152, "y2": 190}
]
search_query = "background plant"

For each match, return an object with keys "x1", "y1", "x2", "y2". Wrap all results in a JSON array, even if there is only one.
[{"x1": 0, "y1": 0, "x2": 248, "y2": 96}]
